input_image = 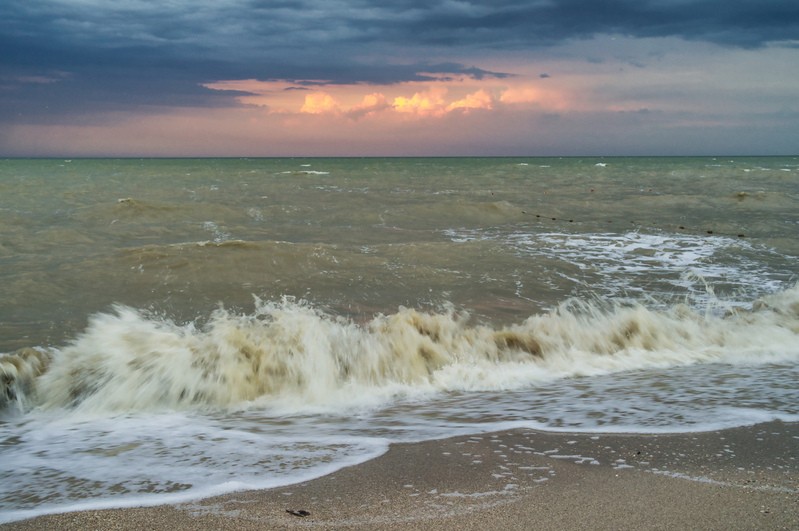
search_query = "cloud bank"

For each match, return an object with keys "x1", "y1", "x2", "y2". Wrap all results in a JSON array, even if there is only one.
[{"x1": 1, "y1": 0, "x2": 797, "y2": 155}]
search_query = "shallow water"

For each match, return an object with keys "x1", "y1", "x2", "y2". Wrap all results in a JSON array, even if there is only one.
[{"x1": 1, "y1": 156, "x2": 798, "y2": 522}]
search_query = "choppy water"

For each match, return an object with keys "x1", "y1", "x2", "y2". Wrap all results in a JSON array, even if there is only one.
[{"x1": 1, "y1": 157, "x2": 798, "y2": 522}]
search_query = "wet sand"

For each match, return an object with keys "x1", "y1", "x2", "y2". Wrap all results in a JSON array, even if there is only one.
[{"x1": 3, "y1": 421, "x2": 797, "y2": 530}]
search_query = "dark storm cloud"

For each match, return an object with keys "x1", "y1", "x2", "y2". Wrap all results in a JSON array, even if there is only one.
[
  {"x1": 1, "y1": 0, "x2": 797, "y2": 122},
  {"x1": 319, "y1": 0, "x2": 799, "y2": 50}
]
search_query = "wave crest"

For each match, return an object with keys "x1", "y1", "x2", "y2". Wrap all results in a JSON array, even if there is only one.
[{"x1": 5, "y1": 286, "x2": 799, "y2": 414}]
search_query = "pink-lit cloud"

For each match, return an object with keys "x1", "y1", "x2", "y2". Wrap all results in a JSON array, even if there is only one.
[
  {"x1": 3, "y1": 1, "x2": 799, "y2": 157},
  {"x1": 392, "y1": 87, "x2": 449, "y2": 117},
  {"x1": 446, "y1": 89, "x2": 494, "y2": 113},
  {"x1": 2, "y1": 33, "x2": 796, "y2": 157},
  {"x1": 300, "y1": 92, "x2": 341, "y2": 114},
  {"x1": 347, "y1": 93, "x2": 391, "y2": 119},
  {"x1": 203, "y1": 74, "x2": 568, "y2": 120}
]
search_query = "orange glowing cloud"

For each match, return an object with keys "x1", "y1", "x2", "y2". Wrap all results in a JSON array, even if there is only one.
[
  {"x1": 203, "y1": 71, "x2": 574, "y2": 120},
  {"x1": 392, "y1": 87, "x2": 449, "y2": 116},
  {"x1": 348, "y1": 92, "x2": 391, "y2": 118},
  {"x1": 446, "y1": 89, "x2": 494, "y2": 112},
  {"x1": 300, "y1": 92, "x2": 341, "y2": 114}
]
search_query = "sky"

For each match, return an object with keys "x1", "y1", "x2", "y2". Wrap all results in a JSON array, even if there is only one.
[{"x1": 1, "y1": 0, "x2": 798, "y2": 157}]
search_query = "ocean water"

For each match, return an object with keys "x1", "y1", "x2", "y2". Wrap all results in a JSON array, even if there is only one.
[{"x1": 1, "y1": 156, "x2": 798, "y2": 522}]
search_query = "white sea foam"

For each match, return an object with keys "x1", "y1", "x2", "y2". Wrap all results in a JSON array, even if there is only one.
[
  {"x1": 201, "y1": 221, "x2": 231, "y2": 243},
  {"x1": 4, "y1": 157, "x2": 798, "y2": 523},
  {"x1": 0, "y1": 410, "x2": 388, "y2": 523},
  {"x1": 446, "y1": 229, "x2": 794, "y2": 309},
  {"x1": 1, "y1": 284, "x2": 796, "y2": 417},
  {"x1": 280, "y1": 170, "x2": 330, "y2": 175},
  {"x1": 2, "y1": 278, "x2": 798, "y2": 523}
]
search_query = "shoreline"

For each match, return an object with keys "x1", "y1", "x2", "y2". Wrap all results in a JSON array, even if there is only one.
[{"x1": 3, "y1": 421, "x2": 797, "y2": 530}]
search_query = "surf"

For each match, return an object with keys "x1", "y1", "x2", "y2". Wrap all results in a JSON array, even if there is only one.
[{"x1": 4, "y1": 285, "x2": 798, "y2": 416}]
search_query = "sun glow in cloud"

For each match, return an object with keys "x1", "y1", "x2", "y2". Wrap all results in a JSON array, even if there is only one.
[
  {"x1": 3, "y1": 0, "x2": 799, "y2": 157},
  {"x1": 353, "y1": 92, "x2": 390, "y2": 114},
  {"x1": 447, "y1": 89, "x2": 493, "y2": 112},
  {"x1": 300, "y1": 92, "x2": 340, "y2": 114},
  {"x1": 203, "y1": 73, "x2": 570, "y2": 121},
  {"x1": 392, "y1": 87, "x2": 449, "y2": 116}
]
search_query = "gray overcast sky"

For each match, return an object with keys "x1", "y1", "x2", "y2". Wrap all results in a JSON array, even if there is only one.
[{"x1": 2, "y1": 0, "x2": 798, "y2": 156}]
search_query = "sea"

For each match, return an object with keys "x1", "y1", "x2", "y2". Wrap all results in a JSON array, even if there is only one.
[{"x1": 1, "y1": 156, "x2": 798, "y2": 522}]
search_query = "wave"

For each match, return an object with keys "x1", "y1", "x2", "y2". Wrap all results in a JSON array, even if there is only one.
[
  {"x1": 0, "y1": 348, "x2": 51, "y2": 412},
  {"x1": 3, "y1": 286, "x2": 799, "y2": 415}
]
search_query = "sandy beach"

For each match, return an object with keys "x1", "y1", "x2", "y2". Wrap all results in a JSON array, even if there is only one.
[{"x1": 3, "y1": 421, "x2": 796, "y2": 530}]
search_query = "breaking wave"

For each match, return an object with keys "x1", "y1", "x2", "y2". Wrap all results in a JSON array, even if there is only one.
[{"x1": 3, "y1": 286, "x2": 799, "y2": 415}]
